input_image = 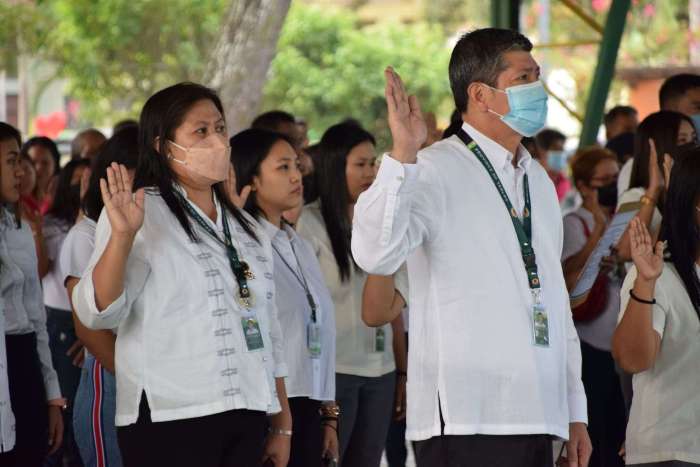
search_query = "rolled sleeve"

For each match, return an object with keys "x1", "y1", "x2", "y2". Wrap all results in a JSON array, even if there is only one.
[
  {"x1": 72, "y1": 210, "x2": 149, "y2": 331},
  {"x1": 72, "y1": 269, "x2": 129, "y2": 330}
]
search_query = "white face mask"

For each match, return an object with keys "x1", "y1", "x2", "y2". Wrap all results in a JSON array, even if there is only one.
[{"x1": 168, "y1": 134, "x2": 231, "y2": 184}]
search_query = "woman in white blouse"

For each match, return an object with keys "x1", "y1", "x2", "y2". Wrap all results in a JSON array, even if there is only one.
[
  {"x1": 230, "y1": 127, "x2": 339, "y2": 467},
  {"x1": 297, "y1": 122, "x2": 407, "y2": 467},
  {"x1": 0, "y1": 122, "x2": 63, "y2": 465},
  {"x1": 71, "y1": 83, "x2": 291, "y2": 467},
  {"x1": 613, "y1": 147, "x2": 700, "y2": 466},
  {"x1": 61, "y1": 126, "x2": 140, "y2": 467}
]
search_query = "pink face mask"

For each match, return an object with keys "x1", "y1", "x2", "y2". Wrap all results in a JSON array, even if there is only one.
[{"x1": 168, "y1": 134, "x2": 231, "y2": 183}]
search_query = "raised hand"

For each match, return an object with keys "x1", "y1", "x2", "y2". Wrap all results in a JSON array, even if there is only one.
[
  {"x1": 222, "y1": 163, "x2": 251, "y2": 210},
  {"x1": 629, "y1": 217, "x2": 664, "y2": 281},
  {"x1": 100, "y1": 163, "x2": 145, "y2": 237},
  {"x1": 385, "y1": 67, "x2": 427, "y2": 163}
]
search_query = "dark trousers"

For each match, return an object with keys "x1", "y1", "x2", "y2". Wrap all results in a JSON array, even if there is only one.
[
  {"x1": 336, "y1": 372, "x2": 395, "y2": 467},
  {"x1": 385, "y1": 417, "x2": 409, "y2": 467},
  {"x1": 288, "y1": 397, "x2": 323, "y2": 467},
  {"x1": 117, "y1": 395, "x2": 267, "y2": 467},
  {"x1": 385, "y1": 333, "x2": 412, "y2": 467},
  {"x1": 0, "y1": 333, "x2": 49, "y2": 467},
  {"x1": 581, "y1": 341, "x2": 626, "y2": 467},
  {"x1": 415, "y1": 433, "x2": 553, "y2": 467},
  {"x1": 44, "y1": 308, "x2": 83, "y2": 467}
]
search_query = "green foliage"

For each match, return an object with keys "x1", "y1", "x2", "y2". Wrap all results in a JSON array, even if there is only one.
[
  {"x1": 44, "y1": 0, "x2": 228, "y2": 124},
  {"x1": 262, "y1": 3, "x2": 452, "y2": 149},
  {"x1": 0, "y1": 2, "x2": 51, "y2": 74}
]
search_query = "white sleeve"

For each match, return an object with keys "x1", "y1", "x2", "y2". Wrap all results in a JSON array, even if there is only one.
[
  {"x1": 351, "y1": 154, "x2": 445, "y2": 275},
  {"x1": 17, "y1": 223, "x2": 62, "y2": 400},
  {"x1": 557, "y1": 212, "x2": 588, "y2": 425},
  {"x1": 59, "y1": 227, "x2": 94, "y2": 284},
  {"x1": 561, "y1": 214, "x2": 588, "y2": 263},
  {"x1": 565, "y1": 307, "x2": 588, "y2": 424},
  {"x1": 264, "y1": 238, "x2": 288, "y2": 378},
  {"x1": 72, "y1": 210, "x2": 150, "y2": 330}
]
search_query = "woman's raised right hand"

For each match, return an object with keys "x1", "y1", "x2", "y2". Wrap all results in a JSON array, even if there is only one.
[{"x1": 100, "y1": 163, "x2": 145, "y2": 237}]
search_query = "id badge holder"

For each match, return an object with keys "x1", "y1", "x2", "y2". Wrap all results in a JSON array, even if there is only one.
[
  {"x1": 368, "y1": 327, "x2": 386, "y2": 353},
  {"x1": 307, "y1": 321, "x2": 322, "y2": 359},
  {"x1": 531, "y1": 291, "x2": 550, "y2": 348},
  {"x1": 241, "y1": 316, "x2": 265, "y2": 351}
]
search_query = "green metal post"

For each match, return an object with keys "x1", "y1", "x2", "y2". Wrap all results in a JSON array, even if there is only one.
[
  {"x1": 578, "y1": 0, "x2": 631, "y2": 147},
  {"x1": 491, "y1": 0, "x2": 520, "y2": 30}
]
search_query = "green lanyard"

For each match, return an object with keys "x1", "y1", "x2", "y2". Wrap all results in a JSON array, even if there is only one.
[
  {"x1": 174, "y1": 191, "x2": 254, "y2": 307},
  {"x1": 271, "y1": 241, "x2": 318, "y2": 323},
  {"x1": 456, "y1": 130, "x2": 541, "y2": 292}
]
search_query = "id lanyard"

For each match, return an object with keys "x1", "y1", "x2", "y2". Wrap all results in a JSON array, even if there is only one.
[
  {"x1": 456, "y1": 130, "x2": 549, "y2": 347},
  {"x1": 271, "y1": 241, "x2": 318, "y2": 323},
  {"x1": 174, "y1": 192, "x2": 255, "y2": 309},
  {"x1": 271, "y1": 240, "x2": 322, "y2": 358}
]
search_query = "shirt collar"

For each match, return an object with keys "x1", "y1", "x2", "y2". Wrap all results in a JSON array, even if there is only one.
[
  {"x1": 261, "y1": 217, "x2": 297, "y2": 246},
  {"x1": 460, "y1": 122, "x2": 533, "y2": 172},
  {"x1": 173, "y1": 183, "x2": 224, "y2": 230}
]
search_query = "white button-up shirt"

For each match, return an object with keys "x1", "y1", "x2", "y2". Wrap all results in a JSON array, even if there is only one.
[
  {"x1": 298, "y1": 201, "x2": 395, "y2": 378},
  {"x1": 351, "y1": 123, "x2": 587, "y2": 441},
  {"x1": 42, "y1": 215, "x2": 72, "y2": 311},
  {"x1": 262, "y1": 219, "x2": 335, "y2": 401},
  {"x1": 0, "y1": 209, "x2": 62, "y2": 402},
  {"x1": 73, "y1": 189, "x2": 287, "y2": 426}
]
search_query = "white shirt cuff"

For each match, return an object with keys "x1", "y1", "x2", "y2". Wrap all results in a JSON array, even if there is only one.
[
  {"x1": 568, "y1": 391, "x2": 589, "y2": 425},
  {"x1": 274, "y1": 362, "x2": 288, "y2": 379},
  {"x1": 375, "y1": 154, "x2": 419, "y2": 191},
  {"x1": 74, "y1": 270, "x2": 127, "y2": 330}
]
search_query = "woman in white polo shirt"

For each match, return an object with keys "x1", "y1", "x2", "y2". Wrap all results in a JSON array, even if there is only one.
[
  {"x1": 297, "y1": 121, "x2": 406, "y2": 467},
  {"x1": 72, "y1": 83, "x2": 291, "y2": 467},
  {"x1": 230, "y1": 127, "x2": 339, "y2": 467},
  {"x1": 613, "y1": 146, "x2": 700, "y2": 466}
]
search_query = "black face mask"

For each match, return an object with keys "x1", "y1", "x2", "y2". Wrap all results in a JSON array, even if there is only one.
[{"x1": 597, "y1": 182, "x2": 618, "y2": 208}]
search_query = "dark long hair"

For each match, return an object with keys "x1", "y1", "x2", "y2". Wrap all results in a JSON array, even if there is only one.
[
  {"x1": 229, "y1": 128, "x2": 294, "y2": 221},
  {"x1": 82, "y1": 126, "x2": 140, "y2": 222},
  {"x1": 316, "y1": 122, "x2": 375, "y2": 281},
  {"x1": 660, "y1": 145, "x2": 700, "y2": 318},
  {"x1": 20, "y1": 136, "x2": 61, "y2": 175},
  {"x1": 132, "y1": 82, "x2": 255, "y2": 241},
  {"x1": 0, "y1": 122, "x2": 23, "y2": 227},
  {"x1": 629, "y1": 111, "x2": 695, "y2": 192},
  {"x1": 47, "y1": 158, "x2": 90, "y2": 225}
]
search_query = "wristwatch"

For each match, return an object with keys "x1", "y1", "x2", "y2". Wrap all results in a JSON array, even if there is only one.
[{"x1": 319, "y1": 402, "x2": 341, "y2": 418}]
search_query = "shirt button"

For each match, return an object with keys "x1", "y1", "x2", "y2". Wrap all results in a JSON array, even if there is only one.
[{"x1": 262, "y1": 356, "x2": 268, "y2": 362}]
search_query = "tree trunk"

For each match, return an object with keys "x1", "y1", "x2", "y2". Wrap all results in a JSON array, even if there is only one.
[{"x1": 204, "y1": 0, "x2": 291, "y2": 134}]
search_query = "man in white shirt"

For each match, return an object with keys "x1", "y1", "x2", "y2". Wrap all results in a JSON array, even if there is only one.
[{"x1": 351, "y1": 28, "x2": 592, "y2": 467}]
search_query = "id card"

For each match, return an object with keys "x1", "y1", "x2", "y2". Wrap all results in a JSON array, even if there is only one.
[
  {"x1": 374, "y1": 327, "x2": 386, "y2": 353},
  {"x1": 241, "y1": 317, "x2": 264, "y2": 351},
  {"x1": 307, "y1": 322, "x2": 322, "y2": 359},
  {"x1": 532, "y1": 303, "x2": 550, "y2": 347}
]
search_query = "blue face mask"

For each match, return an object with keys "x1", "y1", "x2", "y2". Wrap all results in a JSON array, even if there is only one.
[
  {"x1": 691, "y1": 114, "x2": 700, "y2": 142},
  {"x1": 486, "y1": 80, "x2": 549, "y2": 137},
  {"x1": 546, "y1": 150, "x2": 568, "y2": 172}
]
